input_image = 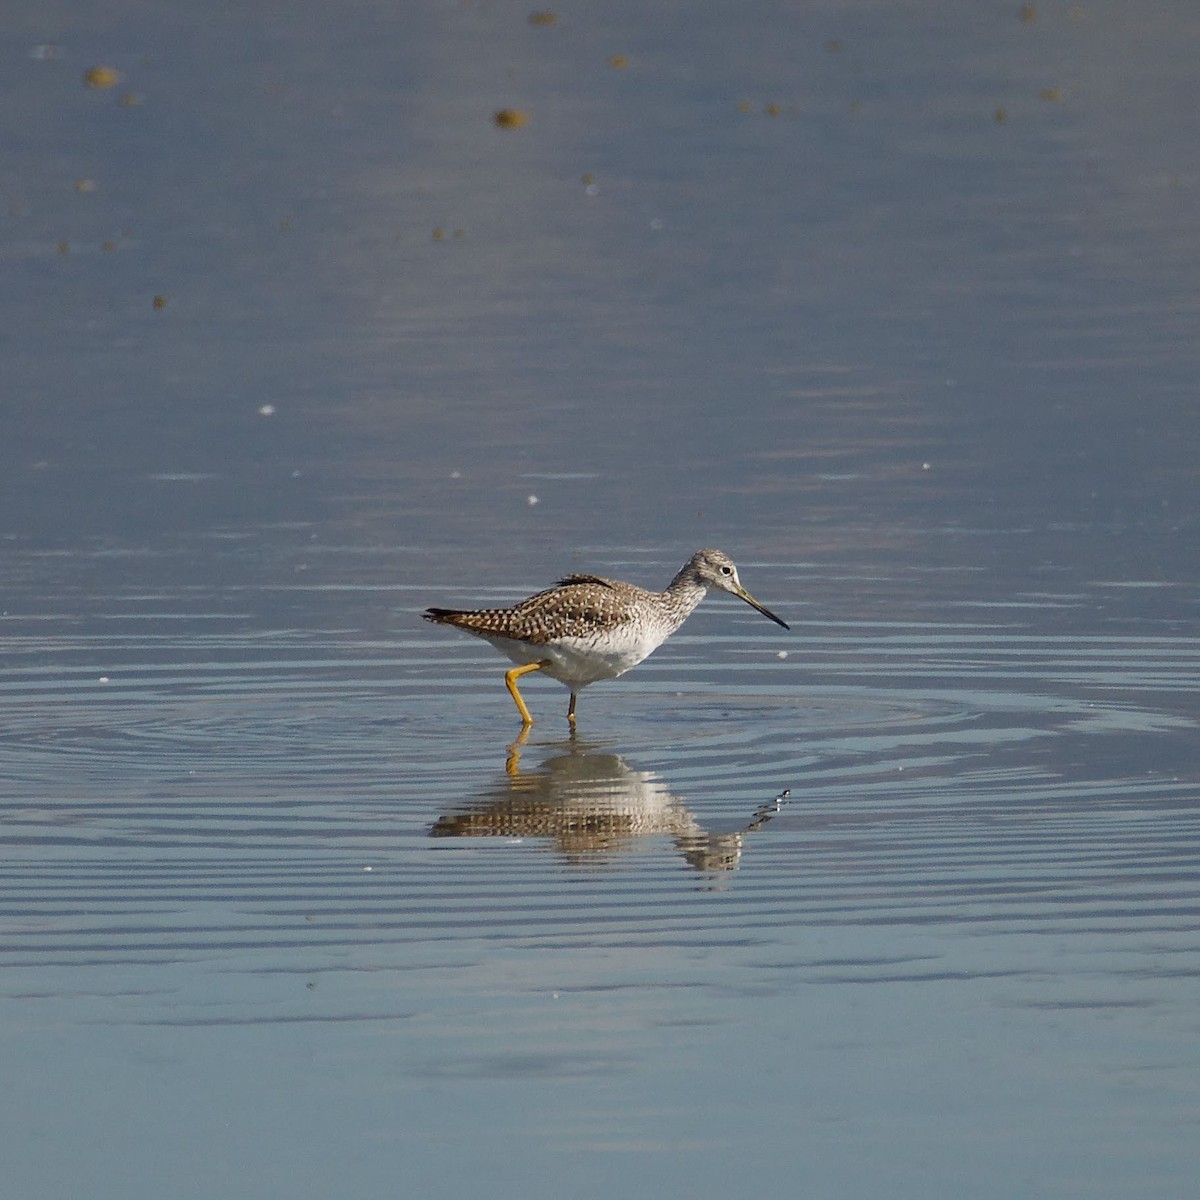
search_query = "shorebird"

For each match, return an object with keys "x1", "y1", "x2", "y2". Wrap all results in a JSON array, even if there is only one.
[{"x1": 423, "y1": 548, "x2": 788, "y2": 726}]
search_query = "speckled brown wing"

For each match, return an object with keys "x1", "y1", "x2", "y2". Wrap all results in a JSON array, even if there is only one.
[{"x1": 424, "y1": 576, "x2": 642, "y2": 645}]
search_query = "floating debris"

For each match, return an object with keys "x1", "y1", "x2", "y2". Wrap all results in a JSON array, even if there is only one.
[
  {"x1": 607, "y1": 54, "x2": 629, "y2": 70},
  {"x1": 1019, "y1": 4, "x2": 1037, "y2": 22},
  {"x1": 1039, "y1": 87, "x2": 1062, "y2": 102},
  {"x1": 83, "y1": 66, "x2": 120, "y2": 89},
  {"x1": 994, "y1": 106, "x2": 1008, "y2": 123},
  {"x1": 152, "y1": 294, "x2": 167, "y2": 310},
  {"x1": 74, "y1": 178, "x2": 97, "y2": 193},
  {"x1": 528, "y1": 11, "x2": 558, "y2": 25},
  {"x1": 493, "y1": 108, "x2": 529, "y2": 129}
]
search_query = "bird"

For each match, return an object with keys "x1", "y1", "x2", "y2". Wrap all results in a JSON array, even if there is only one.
[{"x1": 423, "y1": 548, "x2": 789, "y2": 727}]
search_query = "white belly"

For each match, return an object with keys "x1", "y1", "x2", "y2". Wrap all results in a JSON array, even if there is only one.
[{"x1": 482, "y1": 628, "x2": 666, "y2": 689}]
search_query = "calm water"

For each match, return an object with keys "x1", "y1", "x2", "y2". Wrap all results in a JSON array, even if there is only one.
[{"x1": 3, "y1": 2, "x2": 1199, "y2": 1197}]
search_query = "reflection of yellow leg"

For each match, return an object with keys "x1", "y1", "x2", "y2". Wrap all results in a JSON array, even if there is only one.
[
  {"x1": 505, "y1": 723, "x2": 531, "y2": 776},
  {"x1": 505, "y1": 662, "x2": 543, "y2": 725},
  {"x1": 567, "y1": 692, "x2": 577, "y2": 727}
]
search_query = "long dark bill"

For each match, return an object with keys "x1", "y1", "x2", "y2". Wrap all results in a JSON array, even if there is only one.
[{"x1": 735, "y1": 586, "x2": 790, "y2": 631}]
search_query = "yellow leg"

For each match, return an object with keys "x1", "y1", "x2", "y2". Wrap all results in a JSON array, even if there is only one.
[
  {"x1": 505, "y1": 662, "x2": 543, "y2": 725},
  {"x1": 567, "y1": 692, "x2": 577, "y2": 727}
]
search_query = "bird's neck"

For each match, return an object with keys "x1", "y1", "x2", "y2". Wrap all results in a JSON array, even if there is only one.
[{"x1": 660, "y1": 568, "x2": 709, "y2": 631}]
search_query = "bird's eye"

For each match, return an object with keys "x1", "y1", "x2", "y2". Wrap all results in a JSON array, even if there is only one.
[{"x1": 720, "y1": 565, "x2": 733, "y2": 575}]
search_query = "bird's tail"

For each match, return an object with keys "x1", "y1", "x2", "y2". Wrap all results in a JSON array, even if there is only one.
[{"x1": 423, "y1": 607, "x2": 469, "y2": 626}]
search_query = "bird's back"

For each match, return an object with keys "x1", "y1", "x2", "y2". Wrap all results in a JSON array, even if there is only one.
[{"x1": 424, "y1": 574, "x2": 661, "y2": 646}]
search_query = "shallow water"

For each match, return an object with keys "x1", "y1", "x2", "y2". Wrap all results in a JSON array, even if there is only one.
[{"x1": 4, "y1": 2, "x2": 1200, "y2": 1197}]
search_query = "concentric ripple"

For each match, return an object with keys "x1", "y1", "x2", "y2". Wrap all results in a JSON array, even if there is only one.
[{"x1": 2, "y1": 595, "x2": 1196, "y2": 996}]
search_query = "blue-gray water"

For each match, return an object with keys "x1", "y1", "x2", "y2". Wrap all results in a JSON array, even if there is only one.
[{"x1": 3, "y1": 2, "x2": 1199, "y2": 1197}]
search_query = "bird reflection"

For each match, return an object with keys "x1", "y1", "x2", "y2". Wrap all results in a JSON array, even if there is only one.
[{"x1": 430, "y1": 735, "x2": 789, "y2": 873}]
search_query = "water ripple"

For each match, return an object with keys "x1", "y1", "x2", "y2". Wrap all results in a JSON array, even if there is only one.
[{"x1": 1, "y1": 605, "x2": 1197, "y2": 1020}]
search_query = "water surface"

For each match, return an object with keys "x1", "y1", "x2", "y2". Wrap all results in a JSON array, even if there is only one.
[{"x1": 3, "y1": 2, "x2": 1199, "y2": 1197}]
